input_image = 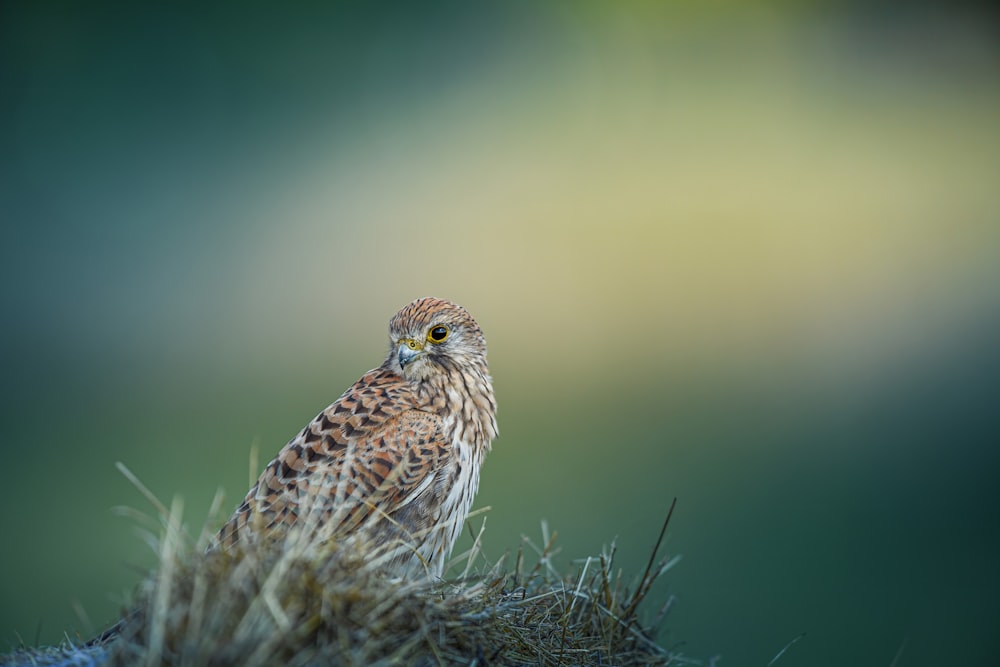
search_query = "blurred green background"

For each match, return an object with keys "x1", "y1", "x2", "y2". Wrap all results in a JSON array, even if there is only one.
[{"x1": 2, "y1": 1, "x2": 999, "y2": 664}]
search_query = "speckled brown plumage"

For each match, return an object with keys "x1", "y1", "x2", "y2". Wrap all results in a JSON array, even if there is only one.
[{"x1": 214, "y1": 297, "x2": 498, "y2": 577}]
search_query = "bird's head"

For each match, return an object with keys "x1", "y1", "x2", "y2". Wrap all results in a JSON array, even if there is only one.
[{"x1": 386, "y1": 297, "x2": 488, "y2": 382}]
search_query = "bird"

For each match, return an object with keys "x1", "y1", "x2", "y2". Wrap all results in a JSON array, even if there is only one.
[{"x1": 214, "y1": 297, "x2": 498, "y2": 577}]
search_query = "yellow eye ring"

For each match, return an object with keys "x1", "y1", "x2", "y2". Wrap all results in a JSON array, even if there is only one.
[{"x1": 427, "y1": 325, "x2": 449, "y2": 344}]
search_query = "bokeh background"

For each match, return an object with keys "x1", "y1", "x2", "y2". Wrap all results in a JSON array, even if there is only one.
[{"x1": 2, "y1": 1, "x2": 999, "y2": 664}]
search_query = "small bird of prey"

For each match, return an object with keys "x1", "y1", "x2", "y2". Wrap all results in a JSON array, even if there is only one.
[{"x1": 214, "y1": 297, "x2": 498, "y2": 577}]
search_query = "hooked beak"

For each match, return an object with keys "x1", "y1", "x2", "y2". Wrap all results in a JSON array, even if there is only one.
[{"x1": 397, "y1": 339, "x2": 424, "y2": 368}]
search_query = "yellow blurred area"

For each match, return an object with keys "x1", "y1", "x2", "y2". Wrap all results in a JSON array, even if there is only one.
[{"x1": 236, "y1": 15, "x2": 1000, "y2": 388}]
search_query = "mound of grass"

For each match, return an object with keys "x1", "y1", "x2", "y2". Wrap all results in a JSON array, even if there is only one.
[{"x1": 4, "y1": 469, "x2": 686, "y2": 667}]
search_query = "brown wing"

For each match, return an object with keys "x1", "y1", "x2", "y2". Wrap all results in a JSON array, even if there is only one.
[{"x1": 216, "y1": 367, "x2": 450, "y2": 547}]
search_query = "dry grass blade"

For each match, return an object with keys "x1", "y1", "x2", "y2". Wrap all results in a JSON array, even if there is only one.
[
  {"x1": 767, "y1": 633, "x2": 805, "y2": 667},
  {"x1": 622, "y1": 497, "x2": 677, "y2": 624}
]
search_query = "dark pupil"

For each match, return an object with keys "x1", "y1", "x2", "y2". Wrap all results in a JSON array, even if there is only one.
[{"x1": 431, "y1": 326, "x2": 447, "y2": 341}]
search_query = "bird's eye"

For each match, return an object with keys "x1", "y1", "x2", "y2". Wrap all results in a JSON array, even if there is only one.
[{"x1": 427, "y1": 325, "x2": 449, "y2": 344}]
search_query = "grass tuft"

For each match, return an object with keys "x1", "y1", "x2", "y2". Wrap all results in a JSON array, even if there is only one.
[{"x1": 3, "y1": 471, "x2": 689, "y2": 667}]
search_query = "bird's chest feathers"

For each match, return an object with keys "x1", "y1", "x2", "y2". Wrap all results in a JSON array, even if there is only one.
[
  {"x1": 438, "y1": 421, "x2": 482, "y2": 502},
  {"x1": 439, "y1": 380, "x2": 497, "y2": 447},
  {"x1": 430, "y1": 425, "x2": 483, "y2": 548}
]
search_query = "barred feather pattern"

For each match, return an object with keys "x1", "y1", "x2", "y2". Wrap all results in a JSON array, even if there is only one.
[{"x1": 214, "y1": 297, "x2": 498, "y2": 577}]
